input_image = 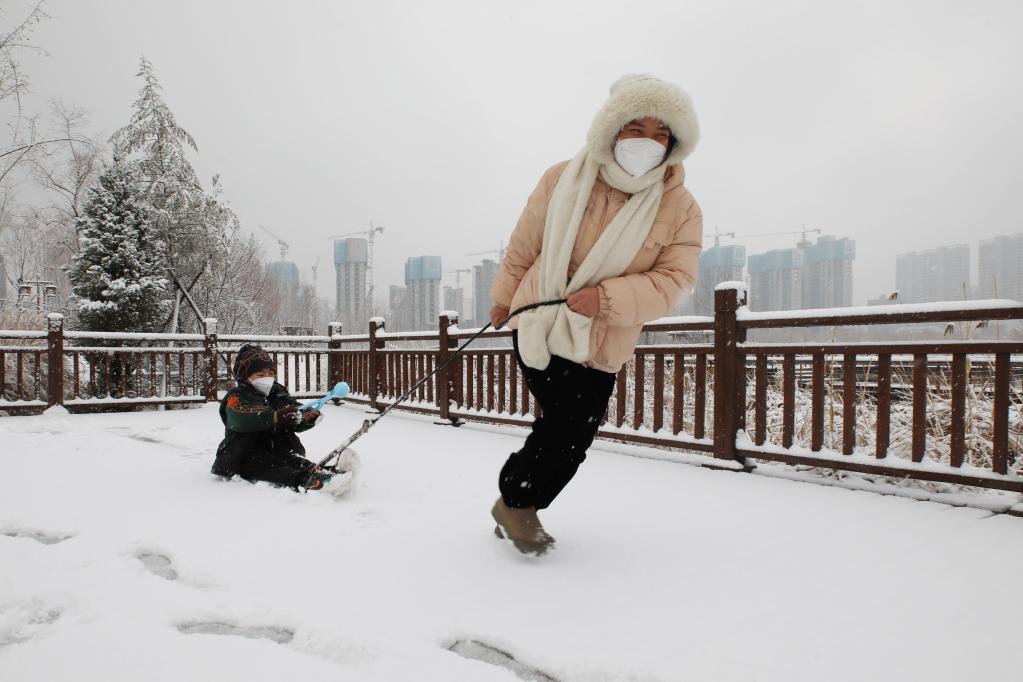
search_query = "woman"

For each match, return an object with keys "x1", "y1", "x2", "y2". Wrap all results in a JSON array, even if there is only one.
[{"x1": 489, "y1": 75, "x2": 703, "y2": 555}]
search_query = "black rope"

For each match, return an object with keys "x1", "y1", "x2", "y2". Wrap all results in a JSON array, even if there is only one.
[{"x1": 311, "y1": 298, "x2": 567, "y2": 472}]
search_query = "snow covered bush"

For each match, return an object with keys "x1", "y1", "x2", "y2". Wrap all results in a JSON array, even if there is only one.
[
  {"x1": 67, "y1": 160, "x2": 170, "y2": 333},
  {"x1": 66, "y1": 160, "x2": 171, "y2": 400}
]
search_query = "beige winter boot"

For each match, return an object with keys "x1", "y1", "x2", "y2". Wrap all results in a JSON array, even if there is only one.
[{"x1": 491, "y1": 497, "x2": 555, "y2": 556}]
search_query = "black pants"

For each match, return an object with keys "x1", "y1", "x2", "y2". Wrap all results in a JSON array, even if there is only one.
[
  {"x1": 239, "y1": 450, "x2": 311, "y2": 489},
  {"x1": 213, "y1": 433, "x2": 311, "y2": 489},
  {"x1": 499, "y1": 333, "x2": 616, "y2": 509}
]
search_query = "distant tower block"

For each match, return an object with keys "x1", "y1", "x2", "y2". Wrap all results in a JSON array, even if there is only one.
[
  {"x1": 389, "y1": 284, "x2": 408, "y2": 331},
  {"x1": 443, "y1": 286, "x2": 464, "y2": 318},
  {"x1": 896, "y1": 244, "x2": 970, "y2": 304},
  {"x1": 472, "y1": 259, "x2": 500, "y2": 327},
  {"x1": 748, "y1": 248, "x2": 804, "y2": 312},
  {"x1": 269, "y1": 260, "x2": 300, "y2": 312},
  {"x1": 693, "y1": 244, "x2": 746, "y2": 316},
  {"x1": 335, "y1": 238, "x2": 369, "y2": 331},
  {"x1": 404, "y1": 255, "x2": 442, "y2": 331},
  {"x1": 978, "y1": 233, "x2": 1023, "y2": 301},
  {"x1": 802, "y1": 236, "x2": 855, "y2": 308}
]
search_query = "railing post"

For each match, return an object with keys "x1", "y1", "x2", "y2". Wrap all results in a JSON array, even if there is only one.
[
  {"x1": 203, "y1": 318, "x2": 218, "y2": 402},
  {"x1": 368, "y1": 317, "x2": 385, "y2": 410},
  {"x1": 437, "y1": 312, "x2": 459, "y2": 421},
  {"x1": 46, "y1": 313, "x2": 64, "y2": 408},
  {"x1": 713, "y1": 283, "x2": 746, "y2": 461},
  {"x1": 327, "y1": 322, "x2": 342, "y2": 387}
]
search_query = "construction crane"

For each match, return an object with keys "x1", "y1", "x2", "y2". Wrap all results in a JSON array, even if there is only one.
[
  {"x1": 328, "y1": 221, "x2": 386, "y2": 312},
  {"x1": 714, "y1": 225, "x2": 823, "y2": 249},
  {"x1": 310, "y1": 256, "x2": 320, "y2": 289},
  {"x1": 465, "y1": 241, "x2": 506, "y2": 261},
  {"x1": 256, "y1": 224, "x2": 290, "y2": 260},
  {"x1": 709, "y1": 226, "x2": 736, "y2": 248},
  {"x1": 734, "y1": 225, "x2": 822, "y2": 248},
  {"x1": 445, "y1": 268, "x2": 471, "y2": 290}
]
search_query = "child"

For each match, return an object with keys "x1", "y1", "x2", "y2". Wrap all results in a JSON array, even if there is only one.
[{"x1": 212, "y1": 344, "x2": 332, "y2": 490}]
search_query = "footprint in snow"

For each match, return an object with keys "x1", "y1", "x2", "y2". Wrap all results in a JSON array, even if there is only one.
[
  {"x1": 1, "y1": 528, "x2": 73, "y2": 545},
  {"x1": 127, "y1": 433, "x2": 163, "y2": 444},
  {"x1": 176, "y1": 621, "x2": 295, "y2": 644},
  {"x1": 121, "y1": 432, "x2": 206, "y2": 458},
  {"x1": 0, "y1": 602, "x2": 63, "y2": 648},
  {"x1": 136, "y1": 551, "x2": 179, "y2": 581},
  {"x1": 447, "y1": 639, "x2": 559, "y2": 682}
]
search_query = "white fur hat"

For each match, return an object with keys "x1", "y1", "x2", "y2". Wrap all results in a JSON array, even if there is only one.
[{"x1": 585, "y1": 74, "x2": 700, "y2": 166}]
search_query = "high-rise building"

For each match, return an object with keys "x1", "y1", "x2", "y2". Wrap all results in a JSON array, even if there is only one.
[
  {"x1": 388, "y1": 284, "x2": 408, "y2": 331},
  {"x1": 895, "y1": 244, "x2": 970, "y2": 303},
  {"x1": 473, "y1": 259, "x2": 500, "y2": 327},
  {"x1": 693, "y1": 244, "x2": 746, "y2": 315},
  {"x1": 267, "y1": 261, "x2": 301, "y2": 329},
  {"x1": 978, "y1": 233, "x2": 1023, "y2": 302},
  {"x1": 269, "y1": 261, "x2": 299, "y2": 288},
  {"x1": 747, "y1": 247, "x2": 804, "y2": 311},
  {"x1": 334, "y1": 238, "x2": 368, "y2": 331},
  {"x1": 404, "y1": 255, "x2": 442, "y2": 331},
  {"x1": 802, "y1": 236, "x2": 855, "y2": 308},
  {"x1": 443, "y1": 286, "x2": 463, "y2": 318}
]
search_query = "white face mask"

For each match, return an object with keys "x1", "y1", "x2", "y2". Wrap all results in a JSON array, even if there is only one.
[
  {"x1": 250, "y1": 376, "x2": 275, "y2": 396},
  {"x1": 614, "y1": 137, "x2": 667, "y2": 177}
]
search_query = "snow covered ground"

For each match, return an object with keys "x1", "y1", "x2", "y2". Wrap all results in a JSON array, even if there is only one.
[{"x1": 1, "y1": 404, "x2": 1021, "y2": 681}]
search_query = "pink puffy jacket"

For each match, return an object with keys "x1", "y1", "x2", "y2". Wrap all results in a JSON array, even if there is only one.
[{"x1": 491, "y1": 160, "x2": 703, "y2": 373}]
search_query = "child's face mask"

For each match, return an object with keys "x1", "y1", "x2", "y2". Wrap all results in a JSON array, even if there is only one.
[{"x1": 250, "y1": 376, "x2": 275, "y2": 396}]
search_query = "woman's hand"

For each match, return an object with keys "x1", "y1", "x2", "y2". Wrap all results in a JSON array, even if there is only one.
[
  {"x1": 490, "y1": 304, "x2": 511, "y2": 328},
  {"x1": 566, "y1": 287, "x2": 600, "y2": 318}
]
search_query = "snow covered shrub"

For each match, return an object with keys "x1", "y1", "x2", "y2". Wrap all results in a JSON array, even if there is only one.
[
  {"x1": 67, "y1": 160, "x2": 171, "y2": 399},
  {"x1": 67, "y1": 160, "x2": 170, "y2": 333}
]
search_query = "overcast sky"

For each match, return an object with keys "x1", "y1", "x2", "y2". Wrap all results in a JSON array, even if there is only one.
[{"x1": 13, "y1": 0, "x2": 1023, "y2": 306}]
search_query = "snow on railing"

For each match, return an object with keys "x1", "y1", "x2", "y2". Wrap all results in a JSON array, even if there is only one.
[
  {"x1": 0, "y1": 330, "x2": 48, "y2": 339},
  {"x1": 0, "y1": 399, "x2": 48, "y2": 408},
  {"x1": 67, "y1": 346, "x2": 205, "y2": 354},
  {"x1": 218, "y1": 334, "x2": 330, "y2": 343},
  {"x1": 737, "y1": 298, "x2": 1023, "y2": 322},
  {"x1": 646, "y1": 314, "x2": 715, "y2": 326},
  {"x1": 65, "y1": 330, "x2": 205, "y2": 342},
  {"x1": 377, "y1": 330, "x2": 440, "y2": 339},
  {"x1": 62, "y1": 395, "x2": 205, "y2": 406}
]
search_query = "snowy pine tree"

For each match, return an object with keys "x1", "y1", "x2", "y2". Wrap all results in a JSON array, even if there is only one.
[
  {"x1": 109, "y1": 58, "x2": 205, "y2": 280},
  {"x1": 67, "y1": 160, "x2": 170, "y2": 333},
  {"x1": 110, "y1": 57, "x2": 202, "y2": 216},
  {"x1": 104, "y1": 57, "x2": 306, "y2": 334},
  {"x1": 107, "y1": 57, "x2": 279, "y2": 333}
]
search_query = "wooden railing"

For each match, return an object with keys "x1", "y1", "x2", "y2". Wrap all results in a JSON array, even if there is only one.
[
  {"x1": 2, "y1": 287, "x2": 1021, "y2": 496},
  {"x1": 728, "y1": 288, "x2": 1023, "y2": 491}
]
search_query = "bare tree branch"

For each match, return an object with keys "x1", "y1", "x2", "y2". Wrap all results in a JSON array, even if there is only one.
[{"x1": 0, "y1": 136, "x2": 90, "y2": 161}]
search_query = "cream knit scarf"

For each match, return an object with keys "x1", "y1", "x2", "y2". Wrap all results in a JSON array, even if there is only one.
[{"x1": 517, "y1": 148, "x2": 666, "y2": 370}]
